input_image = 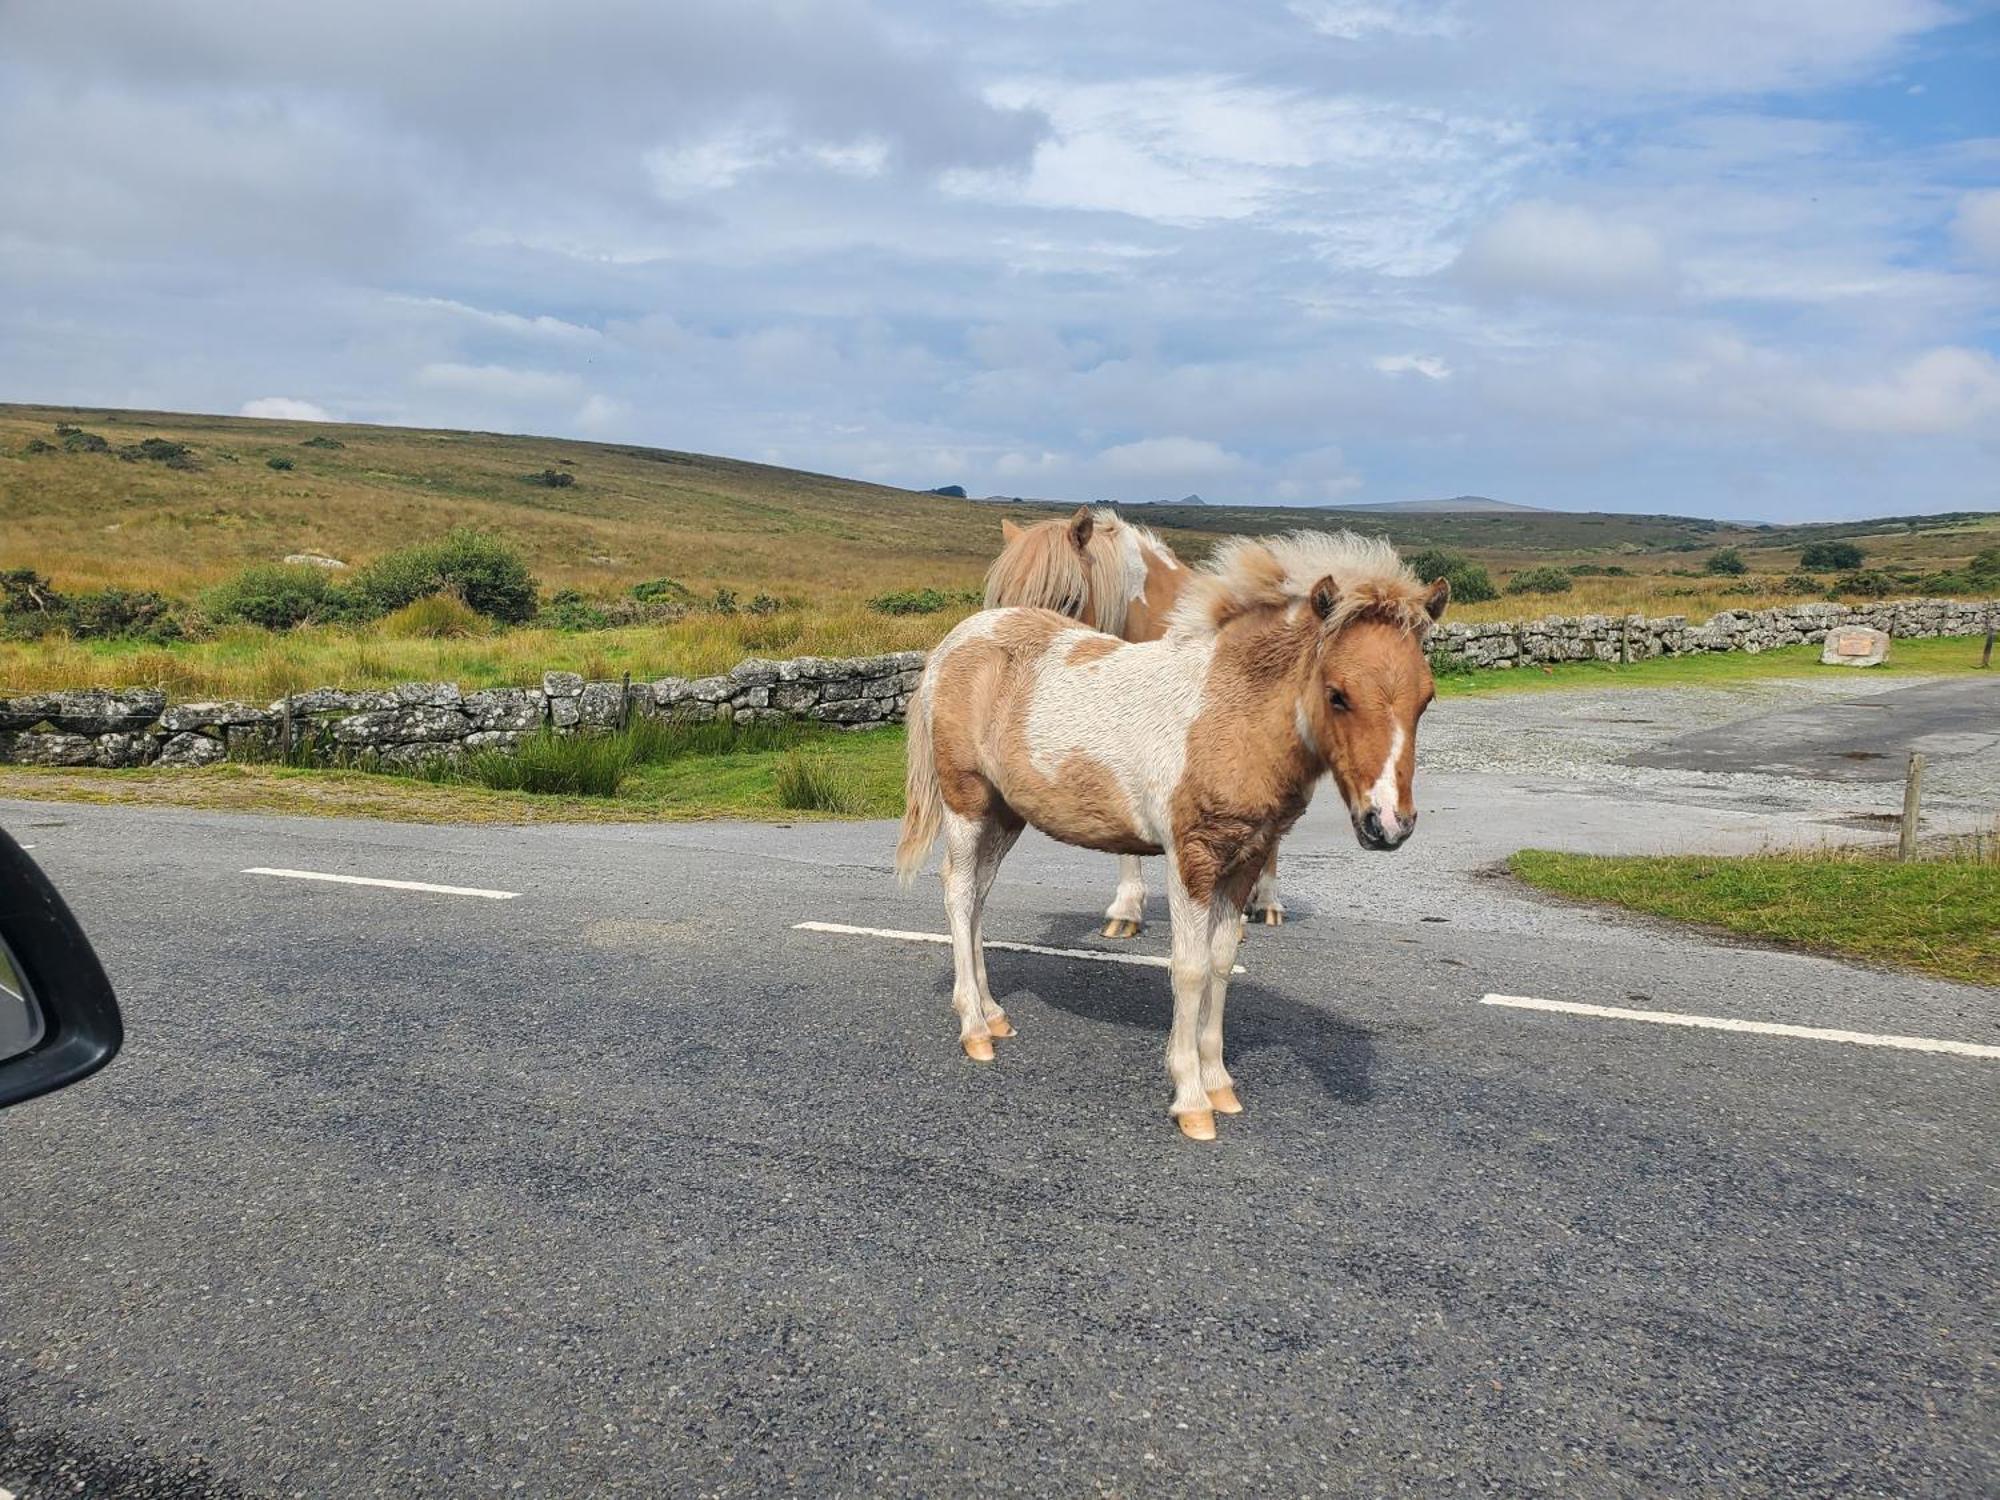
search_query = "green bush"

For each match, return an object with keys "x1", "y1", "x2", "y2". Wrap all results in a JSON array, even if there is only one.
[
  {"x1": 523, "y1": 469, "x2": 575, "y2": 488},
  {"x1": 1969, "y1": 546, "x2": 2000, "y2": 585},
  {"x1": 267, "y1": 456, "x2": 296, "y2": 471},
  {"x1": 0, "y1": 569, "x2": 183, "y2": 642},
  {"x1": 61, "y1": 429, "x2": 109, "y2": 454},
  {"x1": 300, "y1": 435, "x2": 344, "y2": 449},
  {"x1": 1504, "y1": 566, "x2": 1573, "y2": 596},
  {"x1": 20, "y1": 437, "x2": 56, "y2": 454},
  {"x1": 118, "y1": 437, "x2": 193, "y2": 466},
  {"x1": 631, "y1": 577, "x2": 698, "y2": 606},
  {"x1": 1406, "y1": 549, "x2": 1498, "y2": 604},
  {"x1": 774, "y1": 750, "x2": 866, "y2": 813},
  {"x1": 1427, "y1": 648, "x2": 1475, "y2": 680},
  {"x1": 1799, "y1": 540, "x2": 1864, "y2": 571},
  {"x1": 1833, "y1": 569, "x2": 1899, "y2": 598},
  {"x1": 352, "y1": 529, "x2": 538, "y2": 624},
  {"x1": 540, "y1": 588, "x2": 613, "y2": 632},
  {"x1": 869, "y1": 587, "x2": 955, "y2": 615},
  {"x1": 203, "y1": 564, "x2": 339, "y2": 629},
  {"x1": 1566, "y1": 563, "x2": 1630, "y2": 577},
  {"x1": 1703, "y1": 548, "x2": 1748, "y2": 576},
  {"x1": 1780, "y1": 573, "x2": 1825, "y2": 593},
  {"x1": 748, "y1": 593, "x2": 780, "y2": 616}
]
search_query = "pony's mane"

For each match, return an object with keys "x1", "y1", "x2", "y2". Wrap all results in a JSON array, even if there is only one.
[
  {"x1": 1168, "y1": 530, "x2": 1435, "y2": 639},
  {"x1": 983, "y1": 506, "x2": 1132, "y2": 637}
]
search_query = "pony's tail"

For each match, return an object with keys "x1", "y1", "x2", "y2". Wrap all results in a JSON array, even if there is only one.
[{"x1": 895, "y1": 670, "x2": 942, "y2": 885}]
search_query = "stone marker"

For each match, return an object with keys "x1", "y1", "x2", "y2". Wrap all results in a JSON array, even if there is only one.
[{"x1": 1820, "y1": 626, "x2": 1889, "y2": 667}]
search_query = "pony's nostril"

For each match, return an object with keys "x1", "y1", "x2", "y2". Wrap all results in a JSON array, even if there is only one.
[{"x1": 1360, "y1": 809, "x2": 1384, "y2": 843}]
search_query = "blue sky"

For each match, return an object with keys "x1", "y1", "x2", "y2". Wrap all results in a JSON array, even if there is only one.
[{"x1": 2, "y1": 0, "x2": 1996, "y2": 520}]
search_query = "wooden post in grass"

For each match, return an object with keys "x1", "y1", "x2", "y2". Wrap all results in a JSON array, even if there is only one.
[
  {"x1": 281, "y1": 695, "x2": 293, "y2": 761},
  {"x1": 1982, "y1": 605, "x2": 1994, "y2": 669},
  {"x1": 1620, "y1": 617, "x2": 1630, "y2": 665},
  {"x1": 1899, "y1": 752, "x2": 1925, "y2": 862},
  {"x1": 620, "y1": 670, "x2": 632, "y2": 729}
]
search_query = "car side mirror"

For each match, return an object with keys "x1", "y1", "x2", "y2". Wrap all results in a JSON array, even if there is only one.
[{"x1": 0, "y1": 828, "x2": 122, "y2": 1108}]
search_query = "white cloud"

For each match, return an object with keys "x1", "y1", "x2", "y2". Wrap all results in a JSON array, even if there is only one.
[
  {"x1": 1802, "y1": 346, "x2": 2000, "y2": 436},
  {"x1": 414, "y1": 363, "x2": 583, "y2": 402},
  {"x1": 1290, "y1": 2, "x2": 1460, "y2": 41},
  {"x1": 1095, "y1": 435, "x2": 1245, "y2": 477},
  {"x1": 1375, "y1": 353, "x2": 1453, "y2": 379},
  {"x1": 1451, "y1": 199, "x2": 1677, "y2": 304},
  {"x1": 240, "y1": 396, "x2": 334, "y2": 421},
  {"x1": 574, "y1": 393, "x2": 631, "y2": 433},
  {"x1": 390, "y1": 296, "x2": 601, "y2": 343},
  {"x1": 1952, "y1": 189, "x2": 2000, "y2": 266}
]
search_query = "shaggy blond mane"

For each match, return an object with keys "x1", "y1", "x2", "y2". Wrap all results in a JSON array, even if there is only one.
[
  {"x1": 1169, "y1": 530, "x2": 1436, "y2": 639},
  {"x1": 984, "y1": 507, "x2": 1133, "y2": 637}
]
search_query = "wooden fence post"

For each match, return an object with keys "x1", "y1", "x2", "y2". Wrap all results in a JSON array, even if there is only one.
[
  {"x1": 1982, "y1": 604, "x2": 1993, "y2": 669},
  {"x1": 1898, "y1": 752, "x2": 1925, "y2": 862},
  {"x1": 621, "y1": 670, "x2": 632, "y2": 729}
]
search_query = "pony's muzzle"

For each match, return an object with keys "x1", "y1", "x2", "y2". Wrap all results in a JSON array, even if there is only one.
[{"x1": 1355, "y1": 807, "x2": 1414, "y2": 851}]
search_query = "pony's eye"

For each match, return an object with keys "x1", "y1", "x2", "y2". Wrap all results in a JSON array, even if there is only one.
[{"x1": 1327, "y1": 687, "x2": 1349, "y2": 712}]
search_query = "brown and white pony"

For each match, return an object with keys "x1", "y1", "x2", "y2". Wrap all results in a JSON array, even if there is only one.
[
  {"x1": 982, "y1": 507, "x2": 1287, "y2": 936},
  {"x1": 899, "y1": 531, "x2": 1449, "y2": 1141}
]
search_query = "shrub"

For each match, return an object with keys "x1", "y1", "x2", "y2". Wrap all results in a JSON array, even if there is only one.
[
  {"x1": 749, "y1": 593, "x2": 781, "y2": 616},
  {"x1": 64, "y1": 588, "x2": 183, "y2": 642},
  {"x1": 1780, "y1": 573, "x2": 1825, "y2": 593},
  {"x1": 61, "y1": 429, "x2": 110, "y2": 454},
  {"x1": 267, "y1": 456, "x2": 296, "y2": 471},
  {"x1": 378, "y1": 593, "x2": 485, "y2": 639},
  {"x1": 353, "y1": 529, "x2": 538, "y2": 624},
  {"x1": 1504, "y1": 566, "x2": 1573, "y2": 596},
  {"x1": 300, "y1": 435, "x2": 344, "y2": 449},
  {"x1": 463, "y1": 729, "x2": 630, "y2": 797},
  {"x1": 1833, "y1": 569, "x2": 1899, "y2": 598},
  {"x1": 710, "y1": 586, "x2": 738, "y2": 614},
  {"x1": 540, "y1": 588, "x2": 613, "y2": 632},
  {"x1": 1969, "y1": 546, "x2": 2000, "y2": 585},
  {"x1": 631, "y1": 577, "x2": 698, "y2": 606},
  {"x1": 1427, "y1": 648, "x2": 1474, "y2": 680},
  {"x1": 1704, "y1": 548, "x2": 1748, "y2": 576},
  {"x1": 204, "y1": 564, "x2": 338, "y2": 629},
  {"x1": 1566, "y1": 563, "x2": 1630, "y2": 577},
  {"x1": 118, "y1": 437, "x2": 193, "y2": 465},
  {"x1": 20, "y1": 437, "x2": 56, "y2": 455},
  {"x1": 1406, "y1": 549, "x2": 1498, "y2": 604},
  {"x1": 774, "y1": 750, "x2": 866, "y2": 813},
  {"x1": 523, "y1": 468, "x2": 575, "y2": 488},
  {"x1": 1799, "y1": 540, "x2": 1864, "y2": 571},
  {"x1": 869, "y1": 587, "x2": 955, "y2": 615}
]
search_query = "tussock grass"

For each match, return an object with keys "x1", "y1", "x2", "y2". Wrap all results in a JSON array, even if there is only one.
[
  {"x1": 773, "y1": 749, "x2": 867, "y2": 813},
  {"x1": 457, "y1": 729, "x2": 633, "y2": 797},
  {"x1": 1509, "y1": 844, "x2": 1999, "y2": 987}
]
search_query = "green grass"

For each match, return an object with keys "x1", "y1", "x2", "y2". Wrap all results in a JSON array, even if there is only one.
[
  {"x1": 1509, "y1": 845, "x2": 2000, "y2": 987},
  {"x1": 1433, "y1": 635, "x2": 1991, "y2": 698}
]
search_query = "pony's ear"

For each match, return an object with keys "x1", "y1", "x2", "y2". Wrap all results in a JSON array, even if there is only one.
[
  {"x1": 1309, "y1": 575, "x2": 1341, "y2": 622},
  {"x1": 1001, "y1": 519, "x2": 1023, "y2": 542},
  {"x1": 1067, "y1": 507, "x2": 1094, "y2": 551},
  {"x1": 1423, "y1": 576, "x2": 1450, "y2": 621}
]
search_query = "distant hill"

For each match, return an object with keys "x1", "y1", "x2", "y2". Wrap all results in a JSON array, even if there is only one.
[{"x1": 1344, "y1": 495, "x2": 1546, "y2": 515}]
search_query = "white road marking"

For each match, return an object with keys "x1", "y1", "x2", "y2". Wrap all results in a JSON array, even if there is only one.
[
  {"x1": 795, "y1": 921, "x2": 1245, "y2": 973},
  {"x1": 17, "y1": 845, "x2": 33, "y2": 850},
  {"x1": 2, "y1": 1483, "x2": 18, "y2": 1500},
  {"x1": 1481, "y1": 994, "x2": 2000, "y2": 1060},
  {"x1": 243, "y1": 868, "x2": 519, "y2": 901}
]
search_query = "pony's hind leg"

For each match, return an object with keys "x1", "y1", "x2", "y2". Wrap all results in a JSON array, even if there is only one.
[
  {"x1": 1100, "y1": 854, "x2": 1148, "y2": 940},
  {"x1": 1163, "y1": 868, "x2": 1229, "y2": 1140},
  {"x1": 1243, "y1": 847, "x2": 1284, "y2": 926},
  {"x1": 941, "y1": 808, "x2": 1012, "y2": 1061},
  {"x1": 970, "y1": 816, "x2": 1023, "y2": 1037}
]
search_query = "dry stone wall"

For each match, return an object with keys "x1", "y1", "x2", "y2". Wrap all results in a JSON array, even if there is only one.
[{"x1": 1, "y1": 599, "x2": 1993, "y2": 770}]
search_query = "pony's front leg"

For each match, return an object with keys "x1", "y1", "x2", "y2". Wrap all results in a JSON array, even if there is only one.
[
  {"x1": 1100, "y1": 854, "x2": 1148, "y2": 940},
  {"x1": 1164, "y1": 870, "x2": 1226, "y2": 1140},
  {"x1": 1200, "y1": 904, "x2": 1246, "y2": 1114},
  {"x1": 1244, "y1": 847, "x2": 1284, "y2": 926},
  {"x1": 941, "y1": 811, "x2": 998, "y2": 1061}
]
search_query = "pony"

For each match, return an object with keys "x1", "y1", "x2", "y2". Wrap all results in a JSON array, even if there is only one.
[
  {"x1": 899, "y1": 531, "x2": 1449, "y2": 1141},
  {"x1": 982, "y1": 507, "x2": 1287, "y2": 936}
]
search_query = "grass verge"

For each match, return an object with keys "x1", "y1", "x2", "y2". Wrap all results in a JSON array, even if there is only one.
[
  {"x1": 0, "y1": 725, "x2": 908, "y2": 825},
  {"x1": 1433, "y1": 634, "x2": 1990, "y2": 698},
  {"x1": 1508, "y1": 845, "x2": 1999, "y2": 987}
]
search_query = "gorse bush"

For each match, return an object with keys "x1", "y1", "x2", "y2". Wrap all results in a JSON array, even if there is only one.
[
  {"x1": 203, "y1": 564, "x2": 340, "y2": 629},
  {"x1": 267, "y1": 456, "x2": 295, "y2": 471},
  {"x1": 1504, "y1": 566, "x2": 1573, "y2": 597},
  {"x1": 1834, "y1": 569, "x2": 1899, "y2": 598},
  {"x1": 540, "y1": 588, "x2": 612, "y2": 632},
  {"x1": 524, "y1": 468, "x2": 575, "y2": 488},
  {"x1": 352, "y1": 529, "x2": 538, "y2": 624},
  {"x1": 0, "y1": 568, "x2": 183, "y2": 642},
  {"x1": 869, "y1": 587, "x2": 963, "y2": 615},
  {"x1": 61, "y1": 429, "x2": 110, "y2": 454},
  {"x1": 1704, "y1": 548, "x2": 1748, "y2": 576},
  {"x1": 1406, "y1": 549, "x2": 1498, "y2": 604},
  {"x1": 300, "y1": 435, "x2": 344, "y2": 449},
  {"x1": 118, "y1": 437, "x2": 194, "y2": 467},
  {"x1": 631, "y1": 578, "x2": 698, "y2": 606},
  {"x1": 1780, "y1": 573, "x2": 1826, "y2": 593},
  {"x1": 1798, "y1": 540, "x2": 1864, "y2": 571}
]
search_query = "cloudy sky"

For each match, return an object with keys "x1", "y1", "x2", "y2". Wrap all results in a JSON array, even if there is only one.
[{"x1": 3, "y1": 1, "x2": 1997, "y2": 519}]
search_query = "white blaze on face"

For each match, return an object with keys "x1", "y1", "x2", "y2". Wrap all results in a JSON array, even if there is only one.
[{"x1": 1361, "y1": 721, "x2": 1407, "y2": 835}]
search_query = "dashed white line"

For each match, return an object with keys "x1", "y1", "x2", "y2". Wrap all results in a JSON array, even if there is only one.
[
  {"x1": 794, "y1": 920, "x2": 1244, "y2": 973},
  {"x1": 1481, "y1": 994, "x2": 2000, "y2": 1060},
  {"x1": 243, "y1": 868, "x2": 519, "y2": 901}
]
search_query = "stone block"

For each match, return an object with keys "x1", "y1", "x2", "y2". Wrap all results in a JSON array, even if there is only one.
[
  {"x1": 39, "y1": 689, "x2": 166, "y2": 734},
  {"x1": 463, "y1": 688, "x2": 545, "y2": 732},
  {"x1": 5, "y1": 731, "x2": 96, "y2": 766},
  {"x1": 1821, "y1": 626, "x2": 1890, "y2": 667},
  {"x1": 578, "y1": 680, "x2": 626, "y2": 727},
  {"x1": 157, "y1": 731, "x2": 226, "y2": 767},
  {"x1": 161, "y1": 700, "x2": 273, "y2": 733},
  {"x1": 542, "y1": 671, "x2": 585, "y2": 698}
]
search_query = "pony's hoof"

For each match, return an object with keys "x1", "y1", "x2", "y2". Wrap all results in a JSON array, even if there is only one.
[
  {"x1": 1176, "y1": 1108, "x2": 1217, "y2": 1142},
  {"x1": 1260, "y1": 906, "x2": 1286, "y2": 927},
  {"x1": 1101, "y1": 918, "x2": 1143, "y2": 940},
  {"x1": 986, "y1": 1014, "x2": 1014, "y2": 1038},
  {"x1": 1208, "y1": 1085, "x2": 1242, "y2": 1115},
  {"x1": 962, "y1": 1035, "x2": 995, "y2": 1062}
]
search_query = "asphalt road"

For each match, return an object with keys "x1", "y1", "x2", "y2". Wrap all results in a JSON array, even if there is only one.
[
  {"x1": 1627, "y1": 676, "x2": 2000, "y2": 782},
  {"x1": 1, "y1": 683, "x2": 1995, "y2": 1496}
]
